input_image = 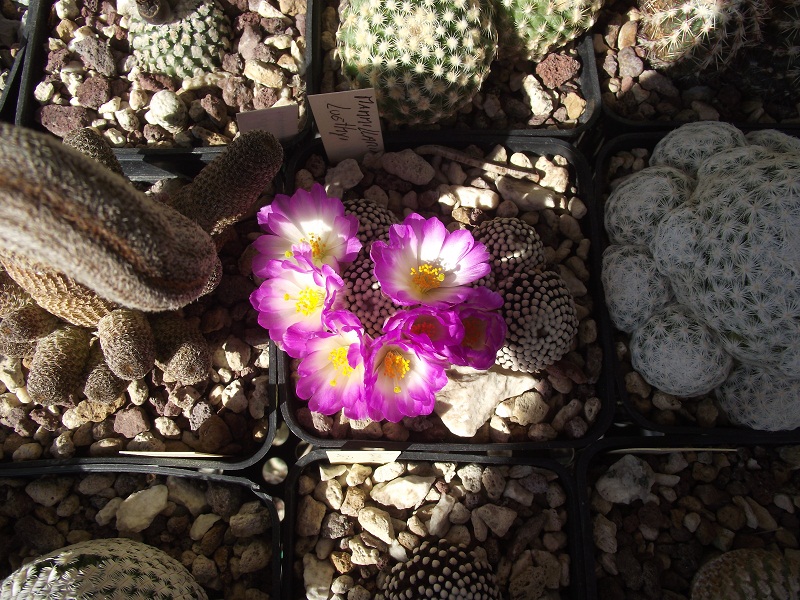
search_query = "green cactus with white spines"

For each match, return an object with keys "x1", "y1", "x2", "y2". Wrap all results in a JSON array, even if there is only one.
[
  {"x1": 336, "y1": 0, "x2": 498, "y2": 126},
  {"x1": 493, "y1": 0, "x2": 603, "y2": 61},
  {"x1": 0, "y1": 538, "x2": 208, "y2": 600},
  {"x1": 638, "y1": 0, "x2": 768, "y2": 72},
  {"x1": 128, "y1": 0, "x2": 232, "y2": 80}
]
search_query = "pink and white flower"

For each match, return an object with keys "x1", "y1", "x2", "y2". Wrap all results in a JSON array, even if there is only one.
[
  {"x1": 444, "y1": 287, "x2": 507, "y2": 370},
  {"x1": 371, "y1": 214, "x2": 491, "y2": 307},
  {"x1": 383, "y1": 306, "x2": 464, "y2": 357},
  {"x1": 249, "y1": 255, "x2": 343, "y2": 358},
  {"x1": 291, "y1": 311, "x2": 368, "y2": 419},
  {"x1": 253, "y1": 183, "x2": 361, "y2": 273},
  {"x1": 364, "y1": 331, "x2": 449, "y2": 422}
]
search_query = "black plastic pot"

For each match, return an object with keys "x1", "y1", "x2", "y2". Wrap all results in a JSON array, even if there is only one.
[
  {"x1": 282, "y1": 448, "x2": 587, "y2": 600},
  {"x1": 272, "y1": 134, "x2": 618, "y2": 452},
  {"x1": 593, "y1": 130, "x2": 800, "y2": 442},
  {"x1": 0, "y1": 462, "x2": 282, "y2": 599},
  {"x1": 576, "y1": 436, "x2": 800, "y2": 600},
  {"x1": 13, "y1": 0, "x2": 314, "y2": 174}
]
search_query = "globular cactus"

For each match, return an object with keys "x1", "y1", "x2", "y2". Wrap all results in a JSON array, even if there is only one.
[
  {"x1": 0, "y1": 538, "x2": 208, "y2": 600},
  {"x1": 494, "y1": 0, "x2": 603, "y2": 61},
  {"x1": 83, "y1": 342, "x2": 128, "y2": 404},
  {"x1": 0, "y1": 303, "x2": 59, "y2": 342},
  {"x1": 336, "y1": 0, "x2": 498, "y2": 126},
  {"x1": 150, "y1": 312, "x2": 212, "y2": 384},
  {"x1": 127, "y1": 0, "x2": 232, "y2": 80},
  {"x1": 691, "y1": 548, "x2": 800, "y2": 600},
  {"x1": 638, "y1": 0, "x2": 768, "y2": 72},
  {"x1": 97, "y1": 309, "x2": 156, "y2": 381},
  {"x1": 27, "y1": 325, "x2": 92, "y2": 406}
]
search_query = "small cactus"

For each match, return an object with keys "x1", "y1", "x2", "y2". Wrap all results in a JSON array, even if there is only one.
[
  {"x1": 128, "y1": 0, "x2": 232, "y2": 80},
  {"x1": 691, "y1": 548, "x2": 800, "y2": 600},
  {"x1": 150, "y1": 312, "x2": 212, "y2": 384},
  {"x1": 97, "y1": 309, "x2": 156, "y2": 381},
  {"x1": 336, "y1": 0, "x2": 498, "y2": 126},
  {"x1": 0, "y1": 538, "x2": 208, "y2": 600},
  {"x1": 27, "y1": 326, "x2": 92, "y2": 406},
  {"x1": 494, "y1": 0, "x2": 603, "y2": 61},
  {"x1": 638, "y1": 0, "x2": 768, "y2": 72}
]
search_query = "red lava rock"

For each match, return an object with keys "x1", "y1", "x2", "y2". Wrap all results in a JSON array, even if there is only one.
[
  {"x1": 113, "y1": 405, "x2": 149, "y2": 438},
  {"x1": 37, "y1": 105, "x2": 94, "y2": 137},
  {"x1": 44, "y1": 48, "x2": 70, "y2": 73},
  {"x1": 72, "y1": 35, "x2": 117, "y2": 77},
  {"x1": 136, "y1": 72, "x2": 179, "y2": 93},
  {"x1": 75, "y1": 74, "x2": 111, "y2": 110},
  {"x1": 535, "y1": 53, "x2": 581, "y2": 89}
]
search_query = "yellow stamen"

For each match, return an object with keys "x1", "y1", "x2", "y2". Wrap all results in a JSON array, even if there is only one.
[
  {"x1": 300, "y1": 233, "x2": 326, "y2": 260},
  {"x1": 383, "y1": 350, "x2": 410, "y2": 394},
  {"x1": 284, "y1": 250, "x2": 294, "y2": 258},
  {"x1": 293, "y1": 287, "x2": 325, "y2": 316},
  {"x1": 410, "y1": 263, "x2": 445, "y2": 293},
  {"x1": 328, "y1": 346, "x2": 354, "y2": 386}
]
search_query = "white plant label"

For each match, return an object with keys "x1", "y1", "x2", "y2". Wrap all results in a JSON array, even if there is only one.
[{"x1": 308, "y1": 89, "x2": 384, "y2": 163}]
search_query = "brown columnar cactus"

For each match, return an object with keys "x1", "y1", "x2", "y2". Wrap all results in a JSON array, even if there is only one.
[
  {"x1": 0, "y1": 124, "x2": 283, "y2": 429},
  {"x1": 167, "y1": 129, "x2": 284, "y2": 244},
  {"x1": 0, "y1": 122, "x2": 221, "y2": 313}
]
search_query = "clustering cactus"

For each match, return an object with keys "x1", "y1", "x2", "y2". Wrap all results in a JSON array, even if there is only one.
[
  {"x1": 336, "y1": 0, "x2": 498, "y2": 125},
  {"x1": 602, "y1": 122, "x2": 800, "y2": 431},
  {"x1": 0, "y1": 538, "x2": 208, "y2": 600},
  {"x1": 473, "y1": 217, "x2": 578, "y2": 373},
  {"x1": 0, "y1": 123, "x2": 282, "y2": 412},
  {"x1": 494, "y1": 0, "x2": 603, "y2": 61},
  {"x1": 128, "y1": 0, "x2": 232, "y2": 80},
  {"x1": 691, "y1": 548, "x2": 800, "y2": 600}
]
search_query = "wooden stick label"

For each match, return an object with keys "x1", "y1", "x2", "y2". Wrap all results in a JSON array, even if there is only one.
[{"x1": 308, "y1": 89, "x2": 384, "y2": 163}]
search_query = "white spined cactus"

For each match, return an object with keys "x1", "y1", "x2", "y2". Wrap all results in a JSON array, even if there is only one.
[
  {"x1": 336, "y1": 0, "x2": 498, "y2": 126},
  {"x1": 715, "y1": 363, "x2": 800, "y2": 431},
  {"x1": 601, "y1": 123, "x2": 800, "y2": 430},
  {"x1": 0, "y1": 538, "x2": 208, "y2": 600},
  {"x1": 649, "y1": 121, "x2": 748, "y2": 175},
  {"x1": 601, "y1": 244, "x2": 673, "y2": 333},
  {"x1": 630, "y1": 305, "x2": 733, "y2": 397},
  {"x1": 603, "y1": 165, "x2": 694, "y2": 246}
]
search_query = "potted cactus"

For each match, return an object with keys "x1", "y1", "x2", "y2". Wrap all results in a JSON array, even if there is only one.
[
  {"x1": 0, "y1": 123, "x2": 282, "y2": 466},
  {"x1": 599, "y1": 121, "x2": 800, "y2": 432},
  {"x1": 18, "y1": 0, "x2": 309, "y2": 147},
  {"x1": 594, "y1": 0, "x2": 800, "y2": 127},
  {"x1": 255, "y1": 137, "x2": 612, "y2": 450},
  {"x1": 324, "y1": 0, "x2": 603, "y2": 133}
]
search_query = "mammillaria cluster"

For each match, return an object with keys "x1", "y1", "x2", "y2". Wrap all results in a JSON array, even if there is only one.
[
  {"x1": 335, "y1": 0, "x2": 601, "y2": 125},
  {"x1": 602, "y1": 121, "x2": 800, "y2": 431},
  {"x1": 250, "y1": 184, "x2": 508, "y2": 422},
  {"x1": 336, "y1": 0, "x2": 498, "y2": 126}
]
